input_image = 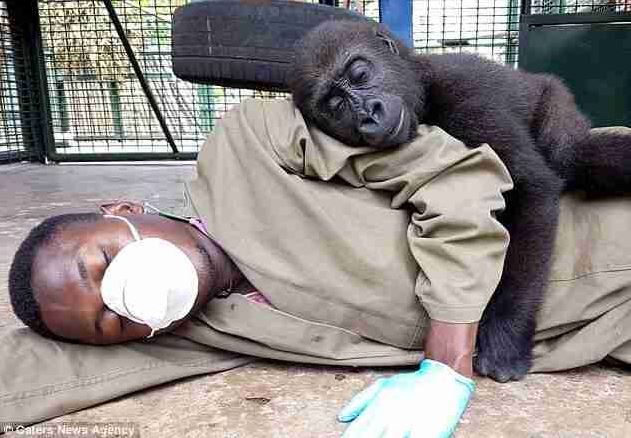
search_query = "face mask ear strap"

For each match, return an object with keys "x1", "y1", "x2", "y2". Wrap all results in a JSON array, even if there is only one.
[
  {"x1": 144, "y1": 202, "x2": 192, "y2": 224},
  {"x1": 103, "y1": 214, "x2": 141, "y2": 241},
  {"x1": 143, "y1": 202, "x2": 162, "y2": 215}
]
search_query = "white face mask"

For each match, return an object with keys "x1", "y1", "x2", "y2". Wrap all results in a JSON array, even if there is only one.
[{"x1": 100, "y1": 215, "x2": 199, "y2": 338}]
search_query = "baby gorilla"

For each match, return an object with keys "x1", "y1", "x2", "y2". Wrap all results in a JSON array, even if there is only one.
[{"x1": 289, "y1": 19, "x2": 631, "y2": 382}]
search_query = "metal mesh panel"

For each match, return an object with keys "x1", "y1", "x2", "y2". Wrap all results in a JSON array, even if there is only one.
[
  {"x1": 529, "y1": 0, "x2": 631, "y2": 14},
  {"x1": 413, "y1": 1, "x2": 521, "y2": 66},
  {"x1": 37, "y1": 0, "x2": 295, "y2": 157},
  {"x1": 410, "y1": 1, "x2": 629, "y2": 67},
  {"x1": 0, "y1": 1, "x2": 37, "y2": 162}
]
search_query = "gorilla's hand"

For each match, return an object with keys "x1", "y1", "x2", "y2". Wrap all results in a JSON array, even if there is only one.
[{"x1": 474, "y1": 317, "x2": 533, "y2": 382}]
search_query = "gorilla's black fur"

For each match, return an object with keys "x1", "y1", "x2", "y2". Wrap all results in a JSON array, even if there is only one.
[{"x1": 289, "y1": 19, "x2": 631, "y2": 382}]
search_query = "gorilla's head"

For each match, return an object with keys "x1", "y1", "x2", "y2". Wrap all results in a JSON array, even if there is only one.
[{"x1": 289, "y1": 20, "x2": 426, "y2": 149}]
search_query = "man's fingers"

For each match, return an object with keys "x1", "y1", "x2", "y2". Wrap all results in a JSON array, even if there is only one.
[
  {"x1": 340, "y1": 400, "x2": 386, "y2": 438},
  {"x1": 337, "y1": 378, "x2": 386, "y2": 423}
]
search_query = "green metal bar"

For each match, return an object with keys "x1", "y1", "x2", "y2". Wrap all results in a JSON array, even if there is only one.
[
  {"x1": 505, "y1": 0, "x2": 520, "y2": 66},
  {"x1": 7, "y1": 0, "x2": 55, "y2": 163},
  {"x1": 109, "y1": 80, "x2": 124, "y2": 139},
  {"x1": 521, "y1": 0, "x2": 532, "y2": 15},
  {"x1": 101, "y1": 0, "x2": 179, "y2": 154},
  {"x1": 48, "y1": 151, "x2": 197, "y2": 162},
  {"x1": 522, "y1": 11, "x2": 631, "y2": 26},
  {"x1": 197, "y1": 85, "x2": 214, "y2": 132},
  {"x1": 55, "y1": 79, "x2": 70, "y2": 133}
]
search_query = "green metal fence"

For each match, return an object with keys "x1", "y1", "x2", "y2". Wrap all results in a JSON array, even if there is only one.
[
  {"x1": 0, "y1": 0, "x2": 629, "y2": 163},
  {"x1": 412, "y1": 0, "x2": 521, "y2": 65},
  {"x1": 39, "y1": 0, "x2": 232, "y2": 160},
  {"x1": 0, "y1": 1, "x2": 41, "y2": 162}
]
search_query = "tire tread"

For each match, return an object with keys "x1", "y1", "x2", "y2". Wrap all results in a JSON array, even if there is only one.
[{"x1": 172, "y1": 0, "x2": 368, "y2": 91}]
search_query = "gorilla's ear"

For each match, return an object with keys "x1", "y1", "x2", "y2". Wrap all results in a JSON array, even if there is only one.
[{"x1": 375, "y1": 30, "x2": 400, "y2": 56}]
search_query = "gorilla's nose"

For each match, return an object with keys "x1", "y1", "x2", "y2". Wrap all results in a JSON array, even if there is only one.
[
  {"x1": 365, "y1": 98, "x2": 384, "y2": 121},
  {"x1": 358, "y1": 98, "x2": 385, "y2": 140}
]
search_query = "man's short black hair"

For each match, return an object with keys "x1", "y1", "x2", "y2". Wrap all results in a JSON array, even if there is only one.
[{"x1": 8, "y1": 213, "x2": 102, "y2": 339}]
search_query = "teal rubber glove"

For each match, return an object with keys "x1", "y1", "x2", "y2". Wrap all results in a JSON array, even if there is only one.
[{"x1": 338, "y1": 359, "x2": 475, "y2": 438}]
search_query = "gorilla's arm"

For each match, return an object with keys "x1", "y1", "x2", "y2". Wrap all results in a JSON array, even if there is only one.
[
  {"x1": 478, "y1": 153, "x2": 562, "y2": 380},
  {"x1": 440, "y1": 112, "x2": 564, "y2": 381}
]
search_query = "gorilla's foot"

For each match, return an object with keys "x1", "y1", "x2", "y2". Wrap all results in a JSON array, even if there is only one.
[{"x1": 474, "y1": 319, "x2": 533, "y2": 382}]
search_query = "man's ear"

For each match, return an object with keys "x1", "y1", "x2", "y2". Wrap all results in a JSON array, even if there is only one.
[{"x1": 99, "y1": 201, "x2": 145, "y2": 216}]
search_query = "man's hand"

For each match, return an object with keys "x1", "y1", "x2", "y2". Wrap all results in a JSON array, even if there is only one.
[
  {"x1": 337, "y1": 320, "x2": 478, "y2": 437},
  {"x1": 338, "y1": 359, "x2": 475, "y2": 437}
]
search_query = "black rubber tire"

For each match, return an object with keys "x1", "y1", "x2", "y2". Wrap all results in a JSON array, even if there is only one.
[{"x1": 171, "y1": 0, "x2": 368, "y2": 91}]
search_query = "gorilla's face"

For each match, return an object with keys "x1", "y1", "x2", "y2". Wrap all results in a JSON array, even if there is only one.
[
  {"x1": 311, "y1": 56, "x2": 415, "y2": 148},
  {"x1": 290, "y1": 20, "x2": 425, "y2": 149}
]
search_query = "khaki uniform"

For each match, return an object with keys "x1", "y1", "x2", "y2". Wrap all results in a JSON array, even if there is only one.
[{"x1": 1, "y1": 100, "x2": 630, "y2": 424}]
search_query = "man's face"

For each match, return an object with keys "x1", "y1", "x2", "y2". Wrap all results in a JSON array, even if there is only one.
[{"x1": 31, "y1": 202, "x2": 217, "y2": 345}]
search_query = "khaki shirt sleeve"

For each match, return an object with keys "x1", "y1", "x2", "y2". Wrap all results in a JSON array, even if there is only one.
[
  {"x1": 341, "y1": 126, "x2": 514, "y2": 323},
  {"x1": 196, "y1": 99, "x2": 513, "y2": 325}
]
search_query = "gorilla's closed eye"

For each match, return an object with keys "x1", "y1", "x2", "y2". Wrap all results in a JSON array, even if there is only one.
[{"x1": 348, "y1": 60, "x2": 370, "y2": 85}]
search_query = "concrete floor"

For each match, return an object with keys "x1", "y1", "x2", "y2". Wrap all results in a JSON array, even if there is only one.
[{"x1": 1, "y1": 163, "x2": 630, "y2": 437}]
